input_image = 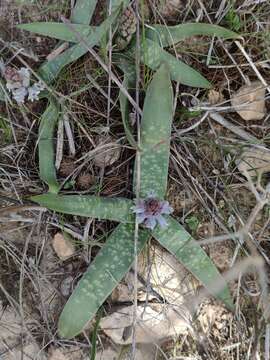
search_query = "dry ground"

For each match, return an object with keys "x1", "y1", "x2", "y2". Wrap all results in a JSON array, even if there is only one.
[{"x1": 1, "y1": 0, "x2": 270, "y2": 359}]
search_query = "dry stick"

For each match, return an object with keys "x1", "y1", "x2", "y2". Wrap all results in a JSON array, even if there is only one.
[
  {"x1": 132, "y1": 2, "x2": 141, "y2": 358},
  {"x1": 209, "y1": 112, "x2": 259, "y2": 143},
  {"x1": 86, "y1": 73, "x2": 117, "y2": 107},
  {"x1": 222, "y1": 42, "x2": 249, "y2": 85},
  {"x1": 0, "y1": 205, "x2": 47, "y2": 216},
  {"x1": 63, "y1": 113, "x2": 76, "y2": 156},
  {"x1": 235, "y1": 40, "x2": 270, "y2": 93},
  {"x1": 106, "y1": 0, "x2": 113, "y2": 128},
  {"x1": 55, "y1": 116, "x2": 64, "y2": 170},
  {"x1": 265, "y1": 323, "x2": 270, "y2": 360},
  {"x1": 60, "y1": 16, "x2": 143, "y2": 117}
]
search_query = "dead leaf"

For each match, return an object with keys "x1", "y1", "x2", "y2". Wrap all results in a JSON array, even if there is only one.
[
  {"x1": 93, "y1": 135, "x2": 121, "y2": 168},
  {"x1": 2, "y1": 342, "x2": 46, "y2": 360},
  {"x1": 236, "y1": 146, "x2": 270, "y2": 179},
  {"x1": 198, "y1": 302, "x2": 232, "y2": 337},
  {"x1": 52, "y1": 232, "x2": 75, "y2": 260},
  {"x1": 0, "y1": 300, "x2": 47, "y2": 360},
  {"x1": 48, "y1": 348, "x2": 67, "y2": 360},
  {"x1": 95, "y1": 345, "x2": 155, "y2": 360},
  {"x1": 208, "y1": 242, "x2": 232, "y2": 272},
  {"x1": 48, "y1": 346, "x2": 87, "y2": 360},
  {"x1": 231, "y1": 81, "x2": 266, "y2": 121},
  {"x1": 158, "y1": 0, "x2": 185, "y2": 18}
]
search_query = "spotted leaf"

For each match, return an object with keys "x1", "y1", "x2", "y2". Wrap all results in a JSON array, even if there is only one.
[
  {"x1": 134, "y1": 64, "x2": 173, "y2": 198},
  {"x1": 140, "y1": 39, "x2": 211, "y2": 88},
  {"x1": 70, "y1": 0, "x2": 97, "y2": 25},
  {"x1": 31, "y1": 193, "x2": 133, "y2": 222},
  {"x1": 58, "y1": 222, "x2": 149, "y2": 338},
  {"x1": 38, "y1": 99, "x2": 60, "y2": 193},
  {"x1": 152, "y1": 216, "x2": 234, "y2": 310},
  {"x1": 19, "y1": 9, "x2": 120, "y2": 84},
  {"x1": 146, "y1": 23, "x2": 238, "y2": 47}
]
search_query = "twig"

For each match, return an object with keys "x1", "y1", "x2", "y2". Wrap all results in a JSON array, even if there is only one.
[
  {"x1": 209, "y1": 112, "x2": 259, "y2": 143},
  {"x1": 132, "y1": 1, "x2": 141, "y2": 358},
  {"x1": 265, "y1": 323, "x2": 270, "y2": 360},
  {"x1": 60, "y1": 16, "x2": 143, "y2": 116},
  {"x1": 63, "y1": 113, "x2": 76, "y2": 156},
  {"x1": 235, "y1": 40, "x2": 270, "y2": 93},
  {"x1": 106, "y1": 0, "x2": 113, "y2": 128},
  {"x1": 55, "y1": 116, "x2": 64, "y2": 170}
]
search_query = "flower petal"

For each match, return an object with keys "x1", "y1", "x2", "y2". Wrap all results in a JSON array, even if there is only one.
[
  {"x1": 144, "y1": 216, "x2": 157, "y2": 230},
  {"x1": 160, "y1": 201, "x2": 173, "y2": 214},
  {"x1": 137, "y1": 213, "x2": 147, "y2": 224},
  {"x1": 156, "y1": 214, "x2": 168, "y2": 228},
  {"x1": 12, "y1": 87, "x2": 27, "y2": 103},
  {"x1": 18, "y1": 68, "x2": 30, "y2": 88},
  {"x1": 132, "y1": 205, "x2": 145, "y2": 214}
]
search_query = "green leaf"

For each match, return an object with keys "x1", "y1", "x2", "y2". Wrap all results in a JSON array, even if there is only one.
[
  {"x1": 111, "y1": 0, "x2": 129, "y2": 12},
  {"x1": 89, "y1": 308, "x2": 102, "y2": 360},
  {"x1": 140, "y1": 39, "x2": 211, "y2": 88},
  {"x1": 70, "y1": 0, "x2": 97, "y2": 25},
  {"x1": 146, "y1": 23, "x2": 239, "y2": 48},
  {"x1": 0, "y1": 80, "x2": 6, "y2": 102},
  {"x1": 134, "y1": 65, "x2": 173, "y2": 198},
  {"x1": 37, "y1": 9, "x2": 120, "y2": 84},
  {"x1": 17, "y1": 23, "x2": 94, "y2": 43},
  {"x1": 38, "y1": 100, "x2": 60, "y2": 193},
  {"x1": 152, "y1": 216, "x2": 234, "y2": 310},
  {"x1": 31, "y1": 193, "x2": 133, "y2": 222},
  {"x1": 117, "y1": 57, "x2": 137, "y2": 148},
  {"x1": 58, "y1": 223, "x2": 149, "y2": 338}
]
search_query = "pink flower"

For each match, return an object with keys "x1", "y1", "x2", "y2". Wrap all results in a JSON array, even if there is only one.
[{"x1": 132, "y1": 192, "x2": 173, "y2": 230}]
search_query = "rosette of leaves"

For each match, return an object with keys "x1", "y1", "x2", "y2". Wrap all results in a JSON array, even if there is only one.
[
  {"x1": 17, "y1": 1, "x2": 239, "y2": 88},
  {"x1": 12, "y1": 2, "x2": 239, "y2": 189},
  {"x1": 32, "y1": 65, "x2": 234, "y2": 339}
]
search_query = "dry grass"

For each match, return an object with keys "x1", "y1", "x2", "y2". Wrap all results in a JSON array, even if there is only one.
[{"x1": 1, "y1": 0, "x2": 270, "y2": 359}]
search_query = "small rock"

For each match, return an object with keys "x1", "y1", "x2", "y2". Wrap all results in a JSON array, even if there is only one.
[
  {"x1": 115, "y1": 246, "x2": 197, "y2": 305},
  {"x1": 103, "y1": 246, "x2": 197, "y2": 345},
  {"x1": 93, "y1": 135, "x2": 121, "y2": 168},
  {"x1": 52, "y1": 232, "x2": 75, "y2": 260},
  {"x1": 236, "y1": 146, "x2": 270, "y2": 179},
  {"x1": 100, "y1": 304, "x2": 190, "y2": 345},
  {"x1": 60, "y1": 276, "x2": 74, "y2": 297},
  {"x1": 231, "y1": 81, "x2": 266, "y2": 121}
]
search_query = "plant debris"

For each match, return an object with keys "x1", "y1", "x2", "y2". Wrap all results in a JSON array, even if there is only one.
[{"x1": 231, "y1": 81, "x2": 266, "y2": 121}]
